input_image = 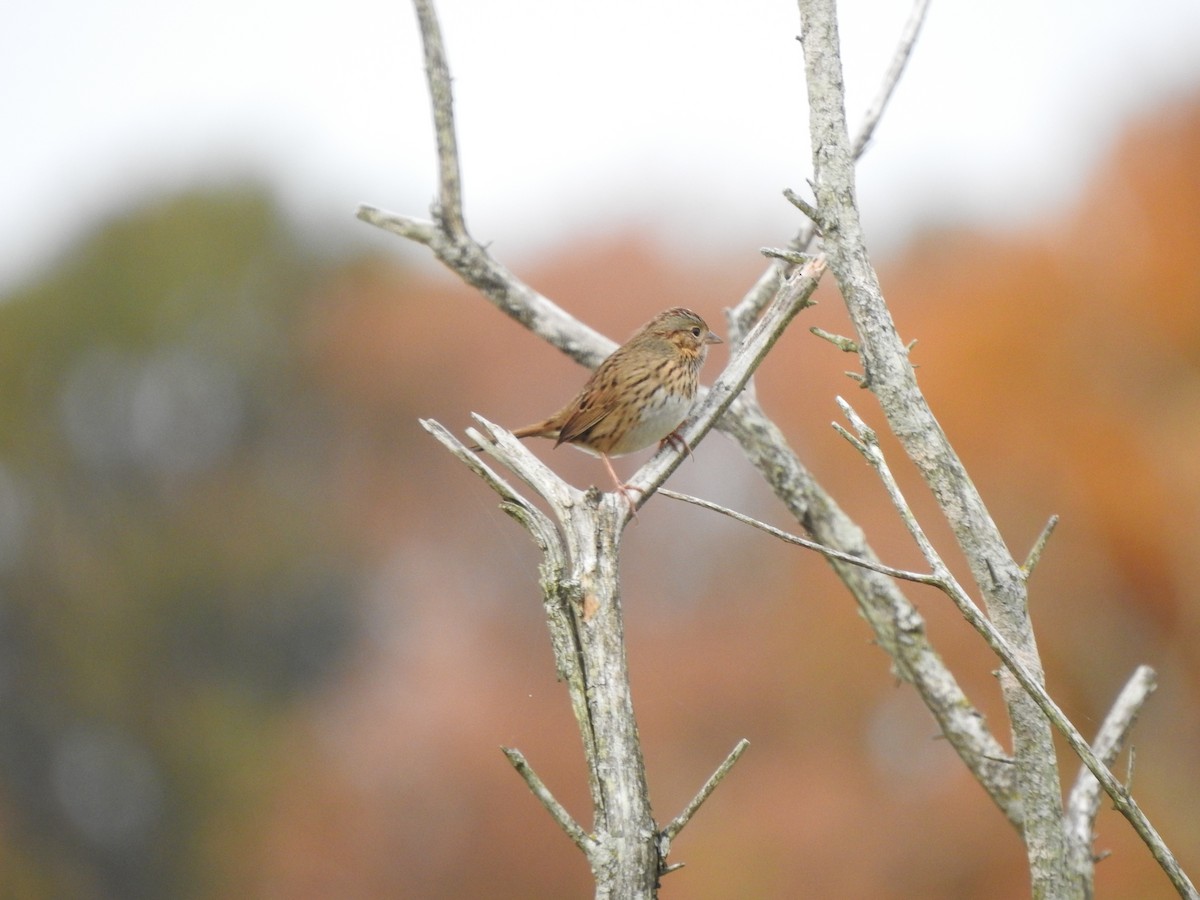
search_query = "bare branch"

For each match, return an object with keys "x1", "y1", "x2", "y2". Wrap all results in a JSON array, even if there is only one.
[
  {"x1": 1065, "y1": 666, "x2": 1158, "y2": 888},
  {"x1": 795, "y1": 0, "x2": 1076, "y2": 889},
  {"x1": 760, "y1": 247, "x2": 814, "y2": 265},
  {"x1": 810, "y1": 326, "x2": 859, "y2": 353},
  {"x1": 502, "y1": 747, "x2": 595, "y2": 855},
  {"x1": 458, "y1": 427, "x2": 656, "y2": 888},
  {"x1": 1021, "y1": 514, "x2": 1059, "y2": 579},
  {"x1": 849, "y1": 0, "x2": 932, "y2": 160},
  {"x1": 833, "y1": 396, "x2": 1196, "y2": 898},
  {"x1": 661, "y1": 489, "x2": 939, "y2": 586},
  {"x1": 464, "y1": 414, "x2": 585, "y2": 514},
  {"x1": 833, "y1": 399, "x2": 946, "y2": 567},
  {"x1": 383, "y1": 0, "x2": 1151, "y2": 888},
  {"x1": 406, "y1": 104, "x2": 1022, "y2": 856},
  {"x1": 728, "y1": 0, "x2": 931, "y2": 342},
  {"x1": 659, "y1": 442, "x2": 1022, "y2": 823},
  {"x1": 660, "y1": 739, "x2": 751, "y2": 849},
  {"x1": 411, "y1": 0, "x2": 466, "y2": 237},
  {"x1": 783, "y1": 188, "x2": 824, "y2": 226},
  {"x1": 355, "y1": 205, "x2": 437, "y2": 244},
  {"x1": 361, "y1": 3, "x2": 615, "y2": 369},
  {"x1": 359, "y1": 197, "x2": 615, "y2": 368},
  {"x1": 422, "y1": 418, "x2": 551, "y2": 518}
]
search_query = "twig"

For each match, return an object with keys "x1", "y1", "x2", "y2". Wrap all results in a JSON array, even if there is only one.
[
  {"x1": 783, "y1": 188, "x2": 824, "y2": 227},
  {"x1": 660, "y1": 450, "x2": 1021, "y2": 825},
  {"x1": 412, "y1": 0, "x2": 465, "y2": 237},
  {"x1": 850, "y1": 0, "x2": 932, "y2": 160},
  {"x1": 502, "y1": 747, "x2": 595, "y2": 855},
  {"x1": 666, "y1": 473, "x2": 1171, "y2": 863},
  {"x1": 464, "y1": 414, "x2": 584, "y2": 513},
  {"x1": 1064, "y1": 666, "x2": 1157, "y2": 891},
  {"x1": 660, "y1": 490, "x2": 939, "y2": 586},
  {"x1": 421, "y1": 418, "x2": 546, "y2": 515},
  {"x1": 833, "y1": 396, "x2": 1196, "y2": 898},
  {"x1": 660, "y1": 739, "x2": 751, "y2": 850},
  {"x1": 728, "y1": 0, "x2": 932, "y2": 342},
  {"x1": 833, "y1": 400, "x2": 945, "y2": 567},
  {"x1": 798, "y1": 0, "x2": 1084, "y2": 890},
  {"x1": 761, "y1": 247, "x2": 814, "y2": 265},
  {"x1": 1021, "y1": 514, "x2": 1059, "y2": 579},
  {"x1": 356, "y1": 205, "x2": 437, "y2": 244},
  {"x1": 361, "y1": 11, "x2": 615, "y2": 370},
  {"x1": 810, "y1": 326, "x2": 859, "y2": 353}
]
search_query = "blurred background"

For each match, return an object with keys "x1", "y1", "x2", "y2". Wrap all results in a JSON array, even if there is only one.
[{"x1": 3, "y1": 0, "x2": 1200, "y2": 897}]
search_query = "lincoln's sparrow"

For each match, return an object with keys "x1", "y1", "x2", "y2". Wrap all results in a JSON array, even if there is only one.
[{"x1": 472, "y1": 307, "x2": 722, "y2": 504}]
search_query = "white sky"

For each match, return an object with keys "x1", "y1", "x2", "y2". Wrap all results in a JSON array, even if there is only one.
[{"x1": 3, "y1": 0, "x2": 1200, "y2": 292}]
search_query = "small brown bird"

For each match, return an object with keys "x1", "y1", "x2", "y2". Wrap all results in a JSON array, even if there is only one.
[{"x1": 472, "y1": 307, "x2": 722, "y2": 504}]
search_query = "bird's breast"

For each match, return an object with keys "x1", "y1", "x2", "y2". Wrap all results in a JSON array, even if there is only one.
[{"x1": 604, "y1": 389, "x2": 695, "y2": 456}]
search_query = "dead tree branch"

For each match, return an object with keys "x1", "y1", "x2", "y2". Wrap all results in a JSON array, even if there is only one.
[
  {"x1": 353, "y1": 0, "x2": 1200, "y2": 894},
  {"x1": 794, "y1": 0, "x2": 1193, "y2": 892}
]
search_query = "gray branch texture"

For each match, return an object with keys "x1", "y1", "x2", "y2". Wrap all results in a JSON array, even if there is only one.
[{"x1": 363, "y1": 0, "x2": 1197, "y2": 897}]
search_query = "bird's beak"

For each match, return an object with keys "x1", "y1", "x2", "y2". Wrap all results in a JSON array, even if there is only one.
[{"x1": 706, "y1": 332, "x2": 723, "y2": 345}]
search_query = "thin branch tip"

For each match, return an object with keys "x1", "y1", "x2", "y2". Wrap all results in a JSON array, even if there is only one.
[
  {"x1": 850, "y1": 0, "x2": 933, "y2": 159},
  {"x1": 355, "y1": 203, "x2": 437, "y2": 243},
  {"x1": 783, "y1": 187, "x2": 824, "y2": 227},
  {"x1": 836, "y1": 399, "x2": 877, "y2": 448},
  {"x1": 411, "y1": 0, "x2": 466, "y2": 237},
  {"x1": 661, "y1": 490, "x2": 940, "y2": 586},
  {"x1": 1021, "y1": 514, "x2": 1060, "y2": 578},
  {"x1": 811, "y1": 326, "x2": 860, "y2": 353},
  {"x1": 761, "y1": 247, "x2": 813, "y2": 265},
  {"x1": 661, "y1": 738, "x2": 750, "y2": 844},
  {"x1": 831, "y1": 421, "x2": 866, "y2": 455},
  {"x1": 501, "y1": 747, "x2": 593, "y2": 853}
]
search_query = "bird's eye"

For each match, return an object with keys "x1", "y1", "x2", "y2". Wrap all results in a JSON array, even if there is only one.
[{"x1": 691, "y1": 326, "x2": 702, "y2": 337}]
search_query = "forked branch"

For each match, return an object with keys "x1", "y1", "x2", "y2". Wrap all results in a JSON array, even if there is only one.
[
  {"x1": 367, "y1": 0, "x2": 1115, "y2": 893},
  {"x1": 381, "y1": 0, "x2": 1022, "y2": 842},
  {"x1": 796, "y1": 0, "x2": 1193, "y2": 894},
  {"x1": 832, "y1": 397, "x2": 1191, "y2": 897}
]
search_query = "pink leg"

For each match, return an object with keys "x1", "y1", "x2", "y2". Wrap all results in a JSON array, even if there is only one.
[
  {"x1": 657, "y1": 429, "x2": 693, "y2": 459},
  {"x1": 601, "y1": 454, "x2": 642, "y2": 516}
]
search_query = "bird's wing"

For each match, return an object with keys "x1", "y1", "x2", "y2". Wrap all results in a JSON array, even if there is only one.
[{"x1": 554, "y1": 394, "x2": 614, "y2": 446}]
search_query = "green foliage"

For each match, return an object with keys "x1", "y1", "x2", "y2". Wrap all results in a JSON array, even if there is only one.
[{"x1": 0, "y1": 185, "x2": 356, "y2": 898}]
